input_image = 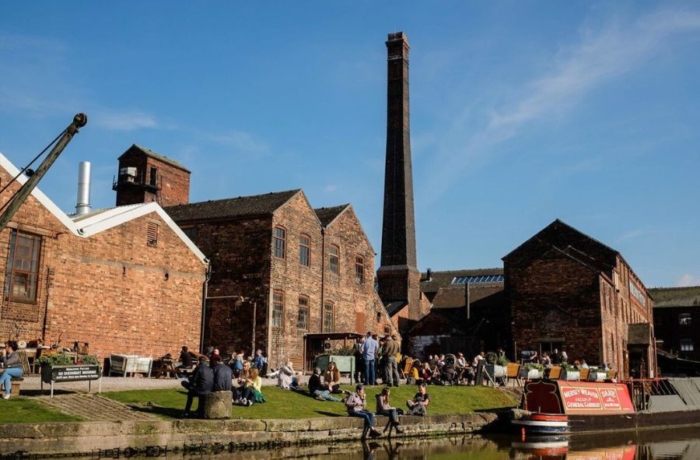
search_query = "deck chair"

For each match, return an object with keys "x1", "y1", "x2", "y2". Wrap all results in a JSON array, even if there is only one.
[
  {"x1": 505, "y1": 363, "x2": 521, "y2": 387},
  {"x1": 548, "y1": 366, "x2": 562, "y2": 380},
  {"x1": 400, "y1": 357, "x2": 413, "y2": 380},
  {"x1": 18, "y1": 350, "x2": 31, "y2": 374},
  {"x1": 578, "y1": 368, "x2": 590, "y2": 381}
]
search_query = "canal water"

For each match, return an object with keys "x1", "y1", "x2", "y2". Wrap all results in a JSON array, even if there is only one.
[{"x1": 16, "y1": 426, "x2": 698, "y2": 460}]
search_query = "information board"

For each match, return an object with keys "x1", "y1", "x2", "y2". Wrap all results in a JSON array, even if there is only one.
[{"x1": 51, "y1": 365, "x2": 101, "y2": 382}]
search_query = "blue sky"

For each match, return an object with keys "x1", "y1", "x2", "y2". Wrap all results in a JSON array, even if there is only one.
[{"x1": 1, "y1": 2, "x2": 698, "y2": 289}]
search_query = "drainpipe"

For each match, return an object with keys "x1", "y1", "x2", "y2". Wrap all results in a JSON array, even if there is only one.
[
  {"x1": 200, "y1": 262, "x2": 211, "y2": 353},
  {"x1": 320, "y1": 227, "x2": 326, "y2": 332}
]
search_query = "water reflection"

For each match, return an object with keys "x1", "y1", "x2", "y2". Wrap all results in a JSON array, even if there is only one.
[{"x1": 11, "y1": 426, "x2": 700, "y2": 459}]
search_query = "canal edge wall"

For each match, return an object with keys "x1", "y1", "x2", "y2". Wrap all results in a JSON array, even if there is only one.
[{"x1": 0, "y1": 413, "x2": 498, "y2": 456}]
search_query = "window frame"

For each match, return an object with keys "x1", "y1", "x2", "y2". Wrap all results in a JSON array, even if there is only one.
[
  {"x1": 323, "y1": 302, "x2": 334, "y2": 332},
  {"x1": 297, "y1": 296, "x2": 309, "y2": 330},
  {"x1": 4, "y1": 230, "x2": 42, "y2": 303},
  {"x1": 679, "y1": 313, "x2": 692, "y2": 326},
  {"x1": 355, "y1": 255, "x2": 365, "y2": 284},
  {"x1": 329, "y1": 245, "x2": 340, "y2": 275},
  {"x1": 272, "y1": 290, "x2": 284, "y2": 328},
  {"x1": 680, "y1": 338, "x2": 694, "y2": 352},
  {"x1": 273, "y1": 227, "x2": 286, "y2": 259},
  {"x1": 299, "y1": 234, "x2": 311, "y2": 267}
]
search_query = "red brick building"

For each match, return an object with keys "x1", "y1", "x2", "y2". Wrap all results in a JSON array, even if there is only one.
[
  {"x1": 0, "y1": 153, "x2": 207, "y2": 360},
  {"x1": 163, "y1": 191, "x2": 397, "y2": 371},
  {"x1": 504, "y1": 219, "x2": 655, "y2": 378},
  {"x1": 651, "y1": 286, "x2": 700, "y2": 375}
]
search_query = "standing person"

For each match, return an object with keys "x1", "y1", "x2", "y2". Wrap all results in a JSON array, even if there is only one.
[
  {"x1": 354, "y1": 337, "x2": 365, "y2": 384},
  {"x1": 375, "y1": 387, "x2": 404, "y2": 433},
  {"x1": 362, "y1": 332, "x2": 378, "y2": 386},
  {"x1": 551, "y1": 349, "x2": 561, "y2": 365},
  {"x1": 252, "y1": 349, "x2": 266, "y2": 374},
  {"x1": 0, "y1": 341, "x2": 23, "y2": 399},
  {"x1": 345, "y1": 384, "x2": 382, "y2": 439},
  {"x1": 181, "y1": 356, "x2": 214, "y2": 418},
  {"x1": 382, "y1": 335, "x2": 401, "y2": 387},
  {"x1": 212, "y1": 355, "x2": 233, "y2": 391}
]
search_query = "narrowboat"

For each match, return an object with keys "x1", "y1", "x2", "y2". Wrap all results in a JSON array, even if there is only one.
[{"x1": 511, "y1": 377, "x2": 700, "y2": 435}]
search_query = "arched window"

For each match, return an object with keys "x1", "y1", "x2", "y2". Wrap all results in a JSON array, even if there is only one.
[
  {"x1": 299, "y1": 234, "x2": 311, "y2": 266},
  {"x1": 273, "y1": 227, "x2": 286, "y2": 259}
]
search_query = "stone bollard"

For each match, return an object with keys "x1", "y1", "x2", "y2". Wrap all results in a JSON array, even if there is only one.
[{"x1": 204, "y1": 390, "x2": 232, "y2": 419}]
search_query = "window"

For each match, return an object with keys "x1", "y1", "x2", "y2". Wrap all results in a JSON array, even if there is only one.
[
  {"x1": 273, "y1": 227, "x2": 286, "y2": 259},
  {"x1": 149, "y1": 167, "x2": 157, "y2": 186},
  {"x1": 272, "y1": 290, "x2": 284, "y2": 328},
  {"x1": 147, "y1": 223, "x2": 158, "y2": 247},
  {"x1": 297, "y1": 296, "x2": 309, "y2": 330},
  {"x1": 299, "y1": 234, "x2": 310, "y2": 266},
  {"x1": 680, "y1": 339, "x2": 694, "y2": 352},
  {"x1": 324, "y1": 302, "x2": 334, "y2": 332},
  {"x1": 182, "y1": 227, "x2": 196, "y2": 243},
  {"x1": 355, "y1": 256, "x2": 365, "y2": 284},
  {"x1": 329, "y1": 245, "x2": 339, "y2": 275},
  {"x1": 4, "y1": 230, "x2": 41, "y2": 302},
  {"x1": 679, "y1": 313, "x2": 692, "y2": 326}
]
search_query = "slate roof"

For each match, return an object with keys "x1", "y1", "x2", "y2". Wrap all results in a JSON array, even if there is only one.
[
  {"x1": 314, "y1": 205, "x2": 349, "y2": 227},
  {"x1": 164, "y1": 189, "x2": 301, "y2": 222},
  {"x1": 649, "y1": 286, "x2": 700, "y2": 308},
  {"x1": 119, "y1": 144, "x2": 190, "y2": 172}
]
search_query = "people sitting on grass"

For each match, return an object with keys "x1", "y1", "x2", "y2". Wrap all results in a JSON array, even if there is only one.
[
  {"x1": 308, "y1": 367, "x2": 343, "y2": 401},
  {"x1": 181, "y1": 356, "x2": 213, "y2": 418},
  {"x1": 212, "y1": 354, "x2": 233, "y2": 392},
  {"x1": 324, "y1": 361, "x2": 347, "y2": 394},
  {"x1": 233, "y1": 367, "x2": 263, "y2": 406},
  {"x1": 375, "y1": 387, "x2": 404, "y2": 434},
  {"x1": 345, "y1": 384, "x2": 382, "y2": 439},
  {"x1": 277, "y1": 361, "x2": 299, "y2": 390},
  {"x1": 406, "y1": 382, "x2": 430, "y2": 416},
  {"x1": 0, "y1": 341, "x2": 23, "y2": 400}
]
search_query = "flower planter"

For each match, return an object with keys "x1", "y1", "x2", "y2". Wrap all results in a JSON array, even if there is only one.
[
  {"x1": 562, "y1": 370, "x2": 580, "y2": 381},
  {"x1": 485, "y1": 364, "x2": 506, "y2": 379},
  {"x1": 588, "y1": 371, "x2": 606, "y2": 382},
  {"x1": 519, "y1": 368, "x2": 543, "y2": 380}
]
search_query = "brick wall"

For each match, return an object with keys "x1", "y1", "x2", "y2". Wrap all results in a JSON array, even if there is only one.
[
  {"x1": 0, "y1": 168, "x2": 205, "y2": 360},
  {"x1": 115, "y1": 149, "x2": 190, "y2": 207}
]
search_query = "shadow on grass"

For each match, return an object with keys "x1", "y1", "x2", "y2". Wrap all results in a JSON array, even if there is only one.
[
  {"x1": 21, "y1": 389, "x2": 78, "y2": 397},
  {"x1": 127, "y1": 403, "x2": 184, "y2": 419},
  {"x1": 314, "y1": 410, "x2": 345, "y2": 417}
]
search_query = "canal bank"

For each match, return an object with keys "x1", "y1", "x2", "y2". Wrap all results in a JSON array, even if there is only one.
[{"x1": 0, "y1": 412, "x2": 499, "y2": 457}]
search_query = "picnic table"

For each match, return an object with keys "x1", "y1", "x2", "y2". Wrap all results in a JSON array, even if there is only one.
[{"x1": 152, "y1": 358, "x2": 177, "y2": 378}]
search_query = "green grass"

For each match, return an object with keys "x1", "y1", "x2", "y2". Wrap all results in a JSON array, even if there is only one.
[
  {"x1": 0, "y1": 398, "x2": 82, "y2": 423},
  {"x1": 106, "y1": 384, "x2": 518, "y2": 420}
]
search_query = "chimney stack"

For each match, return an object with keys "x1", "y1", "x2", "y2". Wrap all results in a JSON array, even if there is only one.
[{"x1": 75, "y1": 161, "x2": 91, "y2": 215}]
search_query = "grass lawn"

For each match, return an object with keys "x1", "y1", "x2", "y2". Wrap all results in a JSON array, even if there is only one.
[
  {"x1": 106, "y1": 384, "x2": 519, "y2": 420},
  {"x1": 0, "y1": 398, "x2": 82, "y2": 424}
]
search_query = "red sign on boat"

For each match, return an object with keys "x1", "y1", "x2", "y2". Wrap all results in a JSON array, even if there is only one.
[{"x1": 524, "y1": 380, "x2": 634, "y2": 415}]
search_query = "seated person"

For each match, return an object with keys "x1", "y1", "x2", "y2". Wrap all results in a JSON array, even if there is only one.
[
  {"x1": 0, "y1": 341, "x2": 23, "y2": 400},
  {"x1": 277, "y1": 361, "x2": 299, "y2": 390},
  {"x1": 324, "y1": 361, "x2": 345, "y2": 394},
  {"x1": 233, "y1": 367, "x2": 263, "y2": 406},
  {"x1": 176, "y1": 345, "x2": 195, "y2": 377},
  {"x1": 181, "y1": 356, "x2": 214, "y2": 418},
  {"x1": 406, "y1": 382, "x2": 430, "y2": 416},
  {"x1": 308, "y1": 367, "x2": 343, "y2": 401},
  {"x1": 212, "y1": 355, "x2": 233, "y2": 392},
  {"x1": 418, "y1": 362, "x2": 434, "y2": 385},
  {"x1": 375, "y1": 387, "x2": 404, "y2": 433},
  {"x1": 345, "y1": 384, "x2": 381, "y2": 439}
]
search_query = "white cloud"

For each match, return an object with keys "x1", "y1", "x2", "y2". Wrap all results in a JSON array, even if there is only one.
[
  {"x1": 423, "y1": 8, "x2": 700, "y2": 201},
  {"x1": 324, "y1": 185, "x2": 337, "y2": 193},
  {"x1": 92, "y1": 110, "x2": 157, "y2": 131},
  {"x1": 205, "y1": 130, "x2": 269, "y2": 155},
  {"x1": 677, "y1": 274, "x2": 700, "y2": 287}
]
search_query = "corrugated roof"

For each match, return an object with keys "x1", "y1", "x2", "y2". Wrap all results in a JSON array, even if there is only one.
[
  {"x1": 314, "y1": 205, "x2": 349, "y2": 227},
  {"x1": 164, "y1": 189, "x2": 301, "y2": 222},
  {"x1": 650, "y1": 286, "x2": 700, "y2": 308}
]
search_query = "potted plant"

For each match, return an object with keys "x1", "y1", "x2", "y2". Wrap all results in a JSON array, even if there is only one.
[
  {"x1": 485, "y1": 351, "x2": 507, "y2": 379},
  {"x1": 561, "y1": 363, "x2": 580, "y2": 381},
  {"x1": 587, "y1": 367, "x2": 607, "y2": 382},
  {"x1": 520, "y1": 363, "x2": 544, "y2": 380}
]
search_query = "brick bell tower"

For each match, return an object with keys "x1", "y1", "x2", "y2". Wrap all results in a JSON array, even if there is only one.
[{"x1": 377, "y1": 32, "x2": 424, "y2": 324}]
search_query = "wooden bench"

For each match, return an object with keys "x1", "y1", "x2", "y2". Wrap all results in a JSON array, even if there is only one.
[
  {"x1": 505, "y1": 363, "x2": 521, "y2": 386},
  {"x1": 548, "y1": 366, "x2": 562, "y2": 380},
  {"x1": 578, "y1": 368, "x2": 590, "y2": 381},
  {"x1": 11, "y1": 377, "x2": 23, "y2": 395}
]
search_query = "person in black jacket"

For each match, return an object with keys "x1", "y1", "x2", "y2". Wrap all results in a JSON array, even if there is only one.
[
  {"x1": 181, "y1": 356, "x2": 214, "y2": 418},
  {"x1": 212, "y1": 355, "x2": 233, "y2": 392}
]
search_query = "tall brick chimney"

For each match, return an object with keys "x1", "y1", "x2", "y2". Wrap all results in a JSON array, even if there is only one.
[{"x1": 377, "y1": 32, "x2": 423, "y2": 323}]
